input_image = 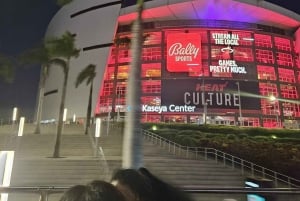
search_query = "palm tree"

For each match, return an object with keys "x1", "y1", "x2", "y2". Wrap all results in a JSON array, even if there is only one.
[
  {"x1": 46, "y1": 31, "x2": 80, "y2": 158},
  {"x1": 122, "y1": 0, "x2": 144, "y2": 168},
  {"x1": 19, "y1": 44, "x2": 52, "y2": 134},
  {"x1": 56, "y1": 0, "x2": 73, "y2": 6},
  {"x1": 0, "y1": 54, "x2": 15, "y2": 83},
  {"x1": 75, "y1": 64, "x2": 96, "y2": 135}
]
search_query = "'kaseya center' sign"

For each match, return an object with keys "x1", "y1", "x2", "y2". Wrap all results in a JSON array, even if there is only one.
[{"x1": 167, "y1": 33, "x2": 202, "y2": 72}]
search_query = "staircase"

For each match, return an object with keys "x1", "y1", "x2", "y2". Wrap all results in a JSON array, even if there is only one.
[{"x1": 0, "y1": 123, "x2": 247, "y2": 201}]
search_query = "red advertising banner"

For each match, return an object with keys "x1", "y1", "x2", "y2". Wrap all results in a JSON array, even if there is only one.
[{"x1": 167, "y1": 33, "x2": 202, "y2": 72}]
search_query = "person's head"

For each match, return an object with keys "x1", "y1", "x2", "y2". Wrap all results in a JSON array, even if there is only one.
[
  {"x1": 111, "y1": 169, "x2": 154, "y2": 201},
  {"x1": 59, "y1": 181, "x2": 126, "y2": 201},
  {"x1": 87, "y1": 180, "x2": 126, "y2": 201},
  {"x1": 111, "y1": 168, "x2": 194, "y2": 201},
  {"x1": 59, "y1": 185, "x2": 93, "y2": 201}
]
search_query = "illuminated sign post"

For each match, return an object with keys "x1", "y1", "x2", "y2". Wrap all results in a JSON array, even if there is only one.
[{"x1": 167, "y1": 33, "x2": 202, "y2": 72}]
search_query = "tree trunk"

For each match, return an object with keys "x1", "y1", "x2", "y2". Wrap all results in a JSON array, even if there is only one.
[
  {"x1": 53, "y1": 61, "x2": 69, "y2": 158},
  {"x1": 34, "y1": 65, "x2": 47, "y2": 134},
  {"x1": 85, "y1": 82, "x2": 93, "y2": 135},
  {"x1": 122, "y1": 0, "x2": 144, "y2": 169}
]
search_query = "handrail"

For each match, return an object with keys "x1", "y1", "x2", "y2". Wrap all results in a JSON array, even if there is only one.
[
  {"x1": 142, "y1": 129, "x2": 300, "y2": 188},
  {"x1": 0, "y1": 186, "x2": 300, "y2": 201}
]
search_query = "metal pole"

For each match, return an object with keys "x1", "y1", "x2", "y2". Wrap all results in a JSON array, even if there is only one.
[{"x1": 236, "y1": 82, "x2": 242, "y2": 126}]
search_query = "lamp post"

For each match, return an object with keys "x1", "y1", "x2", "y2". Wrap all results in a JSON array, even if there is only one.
[
  {"x1": 236, "y1": 82, "x2": 243, "y2": 126},
  {"x1": 269, "y1": 95, "x2": 279, "y2": 127}
]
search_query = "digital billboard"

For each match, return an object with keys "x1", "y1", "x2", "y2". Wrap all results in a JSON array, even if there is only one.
[
  {"x1": 166, "y1": 33, "x2": 202, "y2": 72},
  {"x1": 161, "y1": 79, "x2": 261, "y2": 110}
]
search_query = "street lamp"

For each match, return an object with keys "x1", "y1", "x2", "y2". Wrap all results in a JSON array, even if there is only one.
[
  {"x1": 269, "y1": 95, "x2": 279, "y2": 127},
  {"x1": 236, "y1": 82, "x2": 243, "y2": 126}
]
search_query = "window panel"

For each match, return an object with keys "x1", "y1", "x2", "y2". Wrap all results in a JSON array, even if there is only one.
[
  {"x1": 278, "y1": 68, "x2": 295, "y2": 83},
  {"x1": 142, "y1": 80, "x2": 161, "y2": 94},
  {"x1": 257, "y1": 65, "x2": 276, "y2": 80},
  {"x1": 117, "y1": 65, "x2": 129, "y2": 79},
  {"x1": 256, "y1": 49, "x2": 274, "y2": 64},
  {"x1": 276, "y1": 52, "x2": 293, "y2": 67},
  {"x1": 274, "y1": 37, "x2": 291, "y2": 52},
  {"x1": 141, "y1": 63, "x2": 161, "y2": 78},
  {"x1": 280, "y1": 84, "x2": 298, "y2": 99},
  {"x1": 254, "y1": 34, "x2": 272, "y2": 48},
  {"x1": 142, "y1": 47, "x2": 161, "y2": 61}
]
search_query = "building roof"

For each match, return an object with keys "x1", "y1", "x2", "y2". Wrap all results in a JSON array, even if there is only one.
[{"x1": 118, "y1": 0, "x2": 300, "y2": 30}]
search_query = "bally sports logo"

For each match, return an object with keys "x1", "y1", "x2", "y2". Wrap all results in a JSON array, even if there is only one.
[{"x1": 167, "y1": 33, "x2": 202, "y2": 72}]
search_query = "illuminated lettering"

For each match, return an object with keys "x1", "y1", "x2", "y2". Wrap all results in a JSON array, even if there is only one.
[{"x1": 168, "y1": 43, "x2": 200, "y2": 59}]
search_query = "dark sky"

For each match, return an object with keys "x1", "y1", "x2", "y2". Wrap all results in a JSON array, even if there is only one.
[
  {"x1": 0, "y1": 0, "x2": 59, "y2": 122},
  {"x1": 0, "y1": 0, "x2": 298, "y2": 122}
]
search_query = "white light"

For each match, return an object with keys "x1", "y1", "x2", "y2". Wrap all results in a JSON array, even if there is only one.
[
  {"x1": 73, "y1": 114, "x2": 76, "y2": 123},
  {"x1": 242, "y1": 37, "x2": 254, "y2": 41},
  {"x1": 12, "y1": 107, "x2": 18, "y2": 121},
  {"x1": 63, "y1": 108, "x2": 68, "y2": 122},
  {"x1": 0, "y1": 151, "x2": 15, "y2": 201},
  {"x1": 95, "y1": 118, "x2": 101, "y2": 137},
  {"x1": 18, "y1": 117, "x2": 25, "y2": 136},
  {"x1": 245, "y1": 181, "x2": 260, "y2": 188},
  {"x1": 269, "y1": 95, "x2": 276, "y2": 101},
  {"x1": 187, "y1": 64, "x2": 200, "y2": 66}
]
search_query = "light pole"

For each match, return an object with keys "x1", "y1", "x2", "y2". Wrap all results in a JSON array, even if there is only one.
[
  {"x1": 269, "y1": 95, "x2": 279, "y2": 127},
  {"x1": 236, "y1": 82, "x2": 243, "y2": 126}
]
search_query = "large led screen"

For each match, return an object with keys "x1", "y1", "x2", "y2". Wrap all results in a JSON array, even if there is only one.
[
  {"x1": 161, "y1": 79, "x2": 261, "y2": 110},
  {"x1": 167, "y1": 33, "x2": 202, "y2": 72}
]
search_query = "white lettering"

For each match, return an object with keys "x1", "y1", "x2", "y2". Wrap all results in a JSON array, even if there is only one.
[{"x1": 168, "y1": 43, "x2": 200, "y2": 59}]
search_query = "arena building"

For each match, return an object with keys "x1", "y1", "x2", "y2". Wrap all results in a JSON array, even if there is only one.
[{"x1": 43, "y1": 0, "x2": 300, "y2": 128}]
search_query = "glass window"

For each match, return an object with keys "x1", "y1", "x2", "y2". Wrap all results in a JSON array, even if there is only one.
[
  {"x1": 276, "y1": 52, "x2": 293, "y2": 67},
  {"x1": 142, "y1": 47, "x2": 161, "y2": 61},
  {"x1": 141, "y1": 96, "x2": 161, "y2": 105},
  {"x1": 254, "y1": 34, "x2": 272, "y2": 48},
  {"x1": 104, "y1": 67, "x2": 115, "y2": 81},
  {"x1": 117, "y1": 65, "x2": 129, "y2": 79},
  {"x1": 256, "y1": 49, "x2": 274, "y2": 64},
  {"x1": 274, "y1": 37, "x2": 291, "y2": 52},
  {"x1": 280, "y1": 84, "x2": 298, "y2": 99},
  {"x1": 259, "y1": 82, "x2": 278, "y2": 97},
  {"x1": 144, "y1": 32, "x2": 161, "y2": 45},
  {"x1": 141, "y1": 63, "x2": 161, "y2": 78},
  {"x1": 118, "y1": 49, "x2": 130, "y2": 63},
  {"x1": 257, "y1": 65, "x2": 276, "y2": 80},
  {"x1": 278, "y1": 68, "x2": 295, "y2": 83},
  {"x1": 108, "y1": 48, "x2": 116, "y2": 64},
  {"x1": 142, "y1": 80, "x2": 161, "y2": 94},
  {"x1": 101, "y1": 82, "x2": 113, "y2": 96}
]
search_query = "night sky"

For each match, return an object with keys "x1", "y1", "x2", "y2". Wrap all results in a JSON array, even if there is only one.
[{"x1": 0, "y1": 0, "x2": 298, "y2": 122}]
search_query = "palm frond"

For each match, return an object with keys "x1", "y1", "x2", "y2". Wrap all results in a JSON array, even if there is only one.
[
  {"x1": 46, "y1": 31, "x2": 80, "y2": 59},
  {"x1": 0, "y1": 54, "x2": 15, "y2": 83},
  {"x1": 75, "y1": 64, "x2": 96, "y2": 88},
  {"x1": 49, "y1": 58, "x2": 67, "y2": 74}
]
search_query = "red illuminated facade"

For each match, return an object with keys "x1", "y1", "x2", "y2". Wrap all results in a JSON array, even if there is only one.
[{"x1": 96, "y1": 20, "x2": 300, "y2": 128}]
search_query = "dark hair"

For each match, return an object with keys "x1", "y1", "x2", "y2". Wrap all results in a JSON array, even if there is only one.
[
  {"x1": 59, "y1": 185, "x2": 94, "y2": 201},
  {"x1": 111, "y1": 169, "x2": 154, "y2": 201},
  {"x1": 59, "y1": 181, "x2": 126, "y2": 201},
  {"x1": 88, "y1": 180, "x2": 126, "y2": 201},
  {"x1": 111, "y1": 168, "x2": 194, "y2": 201},
  {"x1": 138, "y1": 167, "x2": 193, "y2": 201}
]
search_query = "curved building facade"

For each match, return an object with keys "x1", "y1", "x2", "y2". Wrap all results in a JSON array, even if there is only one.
[{"x1": 43, "y1": 0, "x2": 300, "y2": 128}]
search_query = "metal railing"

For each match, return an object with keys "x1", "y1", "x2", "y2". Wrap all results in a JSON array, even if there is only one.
[
  {"x1": 1, "y1": 186, "x2": 300, "y2": 201},
  {"x1": 142, "y1": 130, "x2": 300, "y2": 188}
]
